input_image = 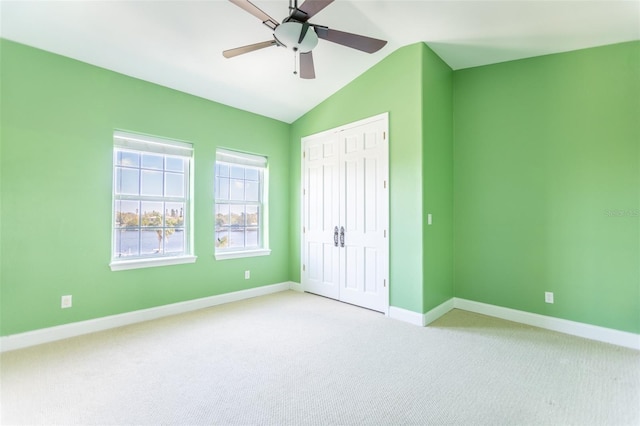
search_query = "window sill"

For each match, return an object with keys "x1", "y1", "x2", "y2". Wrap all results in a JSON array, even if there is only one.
[
  {"x1": 214, "y1": 249, "x2": 271, "y2": 261},
  {"x1": 110, "y1": 255, "x2": 197, "y2": 271}
]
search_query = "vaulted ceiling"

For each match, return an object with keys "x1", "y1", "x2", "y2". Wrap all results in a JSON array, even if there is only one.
[{"x1": 1, "y1": 1, "x2": 638, "y2": 123}]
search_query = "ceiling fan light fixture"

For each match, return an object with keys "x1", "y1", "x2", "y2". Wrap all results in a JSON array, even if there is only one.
[
  {"x1": 274, "y1": 21, "x2": 318, "y2": 53},
  {"x1": 225, "y1": 0, "x2": 387, "y2": 79}
]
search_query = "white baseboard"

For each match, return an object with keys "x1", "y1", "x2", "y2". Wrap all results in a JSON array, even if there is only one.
[
  {"x1": 388, "y1": 297, "x2": 639, "y2": 350},
  {"x1": 288, "y1": 281, "x2": 303, "y2": 292},
  {"x1": 453, "y1": 298, "x2": 640, "y2": 351},
  {"x1": 5, "y1": 287, "x2": 637, "y2": 352},
  {"x1": 423, "y1": 299, "x2": 455, "y2": 326},
  {"x1": 389, "y1": 299, "x2": 454, "y2": 327},
  {"x1": 388, "y1": 306, "x2": 426, "y2": 326},
  {"x1": 0, "y1": 282, "x2": 294, "y2": 353}
]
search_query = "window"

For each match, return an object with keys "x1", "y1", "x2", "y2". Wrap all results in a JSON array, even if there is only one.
[
  {"x1": 214, "y1": 149, "x2": 270, "y2": 260},
  {"x1": 110, "y1": 131, "x2": 196, "y2": 271}
]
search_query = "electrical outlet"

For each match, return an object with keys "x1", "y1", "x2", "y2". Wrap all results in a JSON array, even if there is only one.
[
  {"x1": 545, "y1": 292, "x2": 554, "y2": 304},
  {"x1": 244, "y1": 270, "x2": 250, "y2": 280},
  {"x1": 61, "y1": 295, "x2": 73, "y2": 309}
]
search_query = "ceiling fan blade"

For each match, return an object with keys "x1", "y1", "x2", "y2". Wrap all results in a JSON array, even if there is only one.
[
  {"x1": 223, "y1": 40, "x2": 277, "y2": 58},
  {"x1": 229, "y1": 0, "x2": 279, "y2": 29},
  {"x1": 314, "y1": 27, "x2": 387, "y2": 53},
  {"x1": 300, "y1": 51, "x2": 316, "y2": 79},
  {"x1": 297, "y1": 0, "x2": 335, "y2": 20}
]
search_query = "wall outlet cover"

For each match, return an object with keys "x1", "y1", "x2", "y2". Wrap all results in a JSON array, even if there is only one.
[{"x1": 61, "y1": 295, "x2": 73, "y2": 309}]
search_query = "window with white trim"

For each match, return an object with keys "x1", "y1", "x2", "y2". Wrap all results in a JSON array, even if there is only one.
[
  {"x1": 214, "y1": 149, "x2": 270, "y2": 260},
  {"x1": 110, "y1": 131, "x2": 195, "y2": 271}
]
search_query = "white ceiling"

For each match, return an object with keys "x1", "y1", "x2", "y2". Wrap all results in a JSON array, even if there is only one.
[{"x1": 1, "y1": 1, "x2": 638, "y2": 123}]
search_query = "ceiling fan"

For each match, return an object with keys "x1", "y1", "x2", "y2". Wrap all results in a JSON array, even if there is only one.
[{"x1": 223, "y1": 0, "x2": 387, "y2": 79}]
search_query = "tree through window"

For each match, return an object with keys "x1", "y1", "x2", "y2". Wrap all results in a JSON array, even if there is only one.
[
  {"x1": 111, "y1": 131, "x2": 194, "y2": 269},
  {"x1": 215, "y1": 149, "x2": 269, "y2": 258}
]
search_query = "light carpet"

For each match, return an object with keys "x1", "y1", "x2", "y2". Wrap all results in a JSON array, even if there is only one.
[{"x1": 1, "y1": 290, "x2": 639, "y2": 425}]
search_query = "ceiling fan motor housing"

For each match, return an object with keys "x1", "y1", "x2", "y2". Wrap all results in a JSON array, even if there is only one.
[{"x1": 274, "y1": 21, "x2": 319, "y2": 53}]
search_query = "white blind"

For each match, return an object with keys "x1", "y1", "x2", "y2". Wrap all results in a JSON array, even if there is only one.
[
  {"x1": 114, "y1": 130, "x2": 193, "y2": 157},
  {"x1": 217, "y1": 148, "x2": 267, "y2": 168}
]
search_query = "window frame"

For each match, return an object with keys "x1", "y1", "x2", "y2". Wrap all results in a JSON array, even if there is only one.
[
  {"x1": 110, "y1": 130, "x2": 196, "y2": 271},
  {"x1": 214, "y1": 149, "x2": 271, "y2": 260}
]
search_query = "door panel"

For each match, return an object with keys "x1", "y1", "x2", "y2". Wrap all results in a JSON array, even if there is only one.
[
  {"x1": 344, "y1": 158, "x2": 360, "y2": 233},
  {"x1": 364, "y1": 247, "x2": 378, "y2": 294},
  {"x1": 364, "y1": 157, "x2": 378, "y2": 232}
]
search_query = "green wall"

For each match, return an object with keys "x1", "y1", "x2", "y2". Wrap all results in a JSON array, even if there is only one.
[
  {"x1": 422, "y1": 45, "x2": 454, "y2": 312},
  {"x1": 453, "y1": 41, "x2": 640, "y2": 333},
  {"x1": 0, "y1": 39, "x2": 291, "y2": 336},
  {"x1": 2, "y1": 36, "x2": 637, "y2": 337},
  {"x1": 290, "y1": 43, "x2": 454, "y2": 313}
]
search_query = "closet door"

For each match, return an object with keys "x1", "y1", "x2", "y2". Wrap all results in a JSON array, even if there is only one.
[
  {"x1": 302, "y1": 133, "x2": 340, "y2": 300},
  {"x1": 302, "y1": 113, "x2": 389, "y2": 313},
  {"x1": 338, "y1": 121, "x2": 388, "y2": 312}
]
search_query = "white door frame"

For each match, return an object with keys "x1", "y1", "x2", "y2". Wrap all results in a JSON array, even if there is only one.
[{"x1": 300, "y1": 112, "x2": 389, "y2": 314}]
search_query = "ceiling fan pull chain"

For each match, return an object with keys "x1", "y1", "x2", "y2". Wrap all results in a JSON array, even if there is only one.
[{"x1": 293, "y1": 51, "x2": 298, "y2": 76}]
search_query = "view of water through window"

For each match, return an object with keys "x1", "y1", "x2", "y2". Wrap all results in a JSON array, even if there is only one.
[
  {"x1": 115, "y1": 229, "x2": 185, "y2": 257},
  {"x1": 113, "y1": 145, "x2": 189, "y2": 260},
  {"x1": 214, "y1": 158, "x2": 263, "y2": 251}
]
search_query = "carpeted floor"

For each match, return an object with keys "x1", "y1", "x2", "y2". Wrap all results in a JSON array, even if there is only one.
[{"x1": 1, "y1": 290, "x2": 639, "y2": 425}]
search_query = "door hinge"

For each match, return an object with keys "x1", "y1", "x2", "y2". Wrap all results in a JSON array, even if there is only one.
[
  {"x1": 303, "y1": 264, "x2": 306, "y2": 272},
  {"x1": 303, "y1": 151, "x2": 306, "y2": 159},
  {"x1": 384, "y1": 180, "x2": 387, "y2": 189},
  {"x1": 303, "y1": 188, "x2": 306, "y2": 195},
  {"x1": 384, "y1": 229, "x2": 387, "y2": 238},
  {"x1": 303, "y1": 226, "x2": 306, "y2": 234},
  {"x1": 383, "y1": 131, "x2": 386, "y2": 140},
  {"x1": 384, "y1": 279, "x2": 386, "y2": 288}
]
